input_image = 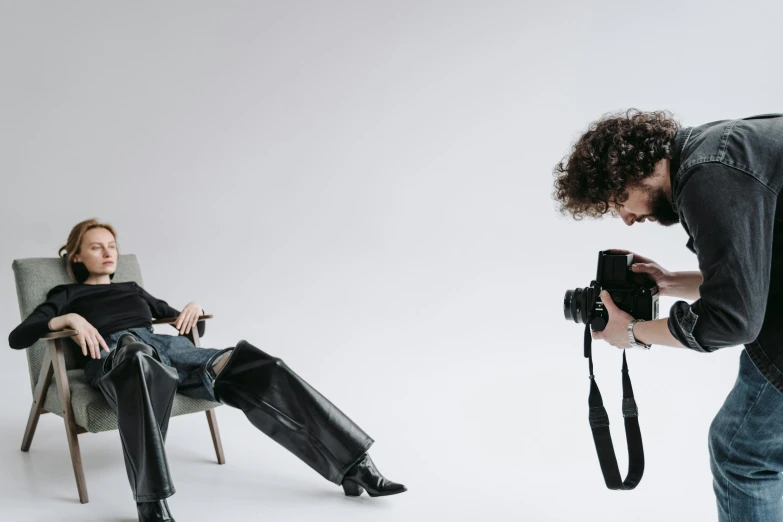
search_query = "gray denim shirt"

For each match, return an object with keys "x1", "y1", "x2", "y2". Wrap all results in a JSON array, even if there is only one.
[{"x1": 667, "y1": 113, "x2": 783, "y2": 393}]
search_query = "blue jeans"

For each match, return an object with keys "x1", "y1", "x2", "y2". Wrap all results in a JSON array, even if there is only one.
[
  {"x1": 709, "y1": 348, "x2": 783, "y2": 521},
  {"x1": 83, "y1": 326, "x2": 233, "y2": 403}
]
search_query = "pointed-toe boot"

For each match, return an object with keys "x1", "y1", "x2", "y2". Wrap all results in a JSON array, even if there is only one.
[
  {"x1": 212, "y1": 340, "x2": 374, "y2": 485},
  {"x1": 136, "y1": 498, "x2": 175, "y2": 521},
  {"x1": 341, "y1": 453, "x2": 407, "y2": 497},
  {"x1": 98, "y1": 335, "x2": 180, "y2": 502}
]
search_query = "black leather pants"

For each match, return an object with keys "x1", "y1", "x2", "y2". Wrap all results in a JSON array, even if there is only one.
[
  {"x1": 97, "y1": 339, "x2": 179, "y2": 502},
  {"x1": 212, "y1": 340, "x2": 375, "y2": 485},
  {"x1": 93, "y1": 336, "x2": 373, "y2": 500}
]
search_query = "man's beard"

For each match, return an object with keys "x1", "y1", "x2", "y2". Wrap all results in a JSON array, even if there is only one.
[{"x1": 647, "y1": 186, "x2": 680, "y2": 226}]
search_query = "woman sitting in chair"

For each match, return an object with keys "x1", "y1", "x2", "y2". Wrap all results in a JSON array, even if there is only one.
[{"x1": 8, "y1": 218, "x2": 406, "y2": 522}]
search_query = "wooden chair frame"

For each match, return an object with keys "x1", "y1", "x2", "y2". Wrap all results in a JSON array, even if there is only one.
[{"x1": 20, "y1": 314, "x2": 225, "y2": 504}]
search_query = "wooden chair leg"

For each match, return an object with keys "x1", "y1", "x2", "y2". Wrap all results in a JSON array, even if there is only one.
[
  {"x1": 206, "y1": 409, "x2": 226, "y2": 464},
  {"x1": 188, "y1": 330, "x2": 226, "y2": 464},
  {"x1": 21, "y1": 350, "x2": 54, "y2": 452},
  {"x1": 50, "y1": 341, "x2": 89, "y2": 504}
]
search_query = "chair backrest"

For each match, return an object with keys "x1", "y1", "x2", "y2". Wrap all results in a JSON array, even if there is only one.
[{"x1": 11, "y1": 254, "x2": 144, "y2": 396}]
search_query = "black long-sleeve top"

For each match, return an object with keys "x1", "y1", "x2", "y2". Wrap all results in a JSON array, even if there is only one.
[{"x1": 8, "y1": 281, "x2": 205, "y2": 350}]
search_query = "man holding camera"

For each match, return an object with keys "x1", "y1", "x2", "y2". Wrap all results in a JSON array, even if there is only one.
[{"x1": 553, "y1": 110, "x2": 783, "y2": 521}]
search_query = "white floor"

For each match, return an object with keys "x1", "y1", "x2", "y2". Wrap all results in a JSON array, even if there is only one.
[
  {"x1": 2, "y1": 407, "x2": 418, "y2": 522},
  {"x1": 0, "y1": 348, "x2": 727, "y2": 522}
]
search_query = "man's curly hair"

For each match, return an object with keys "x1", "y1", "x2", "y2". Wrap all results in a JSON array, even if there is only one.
[{"x1": 552, "y1": 109, "x2": 680, "y2": 219}]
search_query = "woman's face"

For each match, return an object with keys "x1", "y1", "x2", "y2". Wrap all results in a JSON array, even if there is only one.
[{"x1": 73, "y1": 228, "x2": 117, "y2": 279}]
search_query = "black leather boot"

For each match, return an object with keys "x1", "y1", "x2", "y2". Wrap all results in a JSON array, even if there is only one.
[
  {"x1": 136, "y1": 498, "x2": 175, "y2": 521},
  {"x1": 341, "y1": 453, "x2": 407, "y2": 497},
  {"x1": 97, "y1": 333, "x2": 180, "y2": 509},
  {"x1": 212, "y1": 340, "x2": 375, "y2": 486}
]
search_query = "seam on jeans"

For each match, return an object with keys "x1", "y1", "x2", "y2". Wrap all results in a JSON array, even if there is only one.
[{"x1": 717, "y1": 369, "x2": 770, "y2": 522}]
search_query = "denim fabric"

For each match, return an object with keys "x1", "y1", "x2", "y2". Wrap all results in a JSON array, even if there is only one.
[
  {"x1": 83, "y1": 325, "x2": 233, "y2": 402},
  {"x1": 709, "y1": 349, "x2": 783, "y2": 521},
  {"x1": 665, "y1": 114, "x2": 783, "y2": 395}
]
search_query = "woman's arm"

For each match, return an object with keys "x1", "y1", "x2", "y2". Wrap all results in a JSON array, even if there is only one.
[
  {"x1": 48, "y1": 314, "x2": 73, "y2": 331},
  {"x1": 8, "y1": 285, "x2": 70, "y2": 349},
  {"x1": 134, "y1": 282, "x2": 206, "y2": 337}
]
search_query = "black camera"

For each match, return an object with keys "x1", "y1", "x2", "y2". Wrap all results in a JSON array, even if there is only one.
[{"x1": 563, "y1": 251, "x2": 660, "y2": 332}]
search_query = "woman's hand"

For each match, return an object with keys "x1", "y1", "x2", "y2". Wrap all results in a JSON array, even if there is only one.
[
  {"x1": 607, "y1": 248, "x2": 675, "y2": 296},
  {"x1": 65, "y1": 313, "x2": 111, "y2": 359},
  {"x1": 591, "y1": 291, "x2": 634, "y2": 349},
  {"x1": 175, "y1": 302, "x2": 204, "y2": 335}
]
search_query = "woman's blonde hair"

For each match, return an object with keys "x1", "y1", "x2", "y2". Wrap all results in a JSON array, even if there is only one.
[{"x1": 58, "y1": 218, "x2": 120, "y2": 283}]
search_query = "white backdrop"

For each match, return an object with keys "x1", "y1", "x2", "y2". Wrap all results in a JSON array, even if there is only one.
[{"x1": 1, "y1": 1, "x2": 781, "y2": 521}]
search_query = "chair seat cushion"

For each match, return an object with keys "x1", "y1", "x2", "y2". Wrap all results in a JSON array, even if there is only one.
[{"x1": 42, "y1": 369, "x2": 222, "y2": 433}]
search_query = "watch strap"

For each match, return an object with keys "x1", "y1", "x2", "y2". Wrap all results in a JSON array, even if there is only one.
[{"x1": 628, "y1": 319, "x2": 651, "y2": 349}]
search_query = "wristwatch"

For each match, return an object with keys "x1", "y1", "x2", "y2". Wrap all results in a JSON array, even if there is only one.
[{"x1": 628, "y1": 319, "x2": 652, "y2": 349}]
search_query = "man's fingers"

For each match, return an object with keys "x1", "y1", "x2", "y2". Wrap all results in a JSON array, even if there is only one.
[{"x1": 599, "y1": 290, "x2": 617, "y2": 310}]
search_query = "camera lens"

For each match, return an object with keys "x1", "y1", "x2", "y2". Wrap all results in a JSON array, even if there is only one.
[
  {"x1": 564, "y1": 289, "x2": 575, "y2": 321},
  {"x1": 563, "y1": 286, "x2": 593, "y2": 324}
]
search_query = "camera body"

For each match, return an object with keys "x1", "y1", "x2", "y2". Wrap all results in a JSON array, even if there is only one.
[{"x1": 563, "y1": 251, "x2": 660, "y2": 332}]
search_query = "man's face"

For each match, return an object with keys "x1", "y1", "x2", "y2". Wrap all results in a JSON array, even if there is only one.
[
  {"x1": 610, "y1": 158, "x2": 680, "y2": 227},
  {"x1": 612, "y1": 185, "x2": 680, "y2": 227}
]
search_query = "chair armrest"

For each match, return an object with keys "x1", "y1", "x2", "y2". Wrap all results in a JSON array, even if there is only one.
[
  {"x1": 34, "y1": 315, "x2": 213, "y2": 341},
  {"x1": 39, "y1": 329, "x2": 79, "y2": 340},
  {"x1": 152, "y1": 314, "x2": 213, "y2": 325},
  {"x1": 155, "y1": 314, "x2": 213, "y2": 346}
]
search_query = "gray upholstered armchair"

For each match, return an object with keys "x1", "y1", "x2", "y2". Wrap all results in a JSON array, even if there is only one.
[{"x1": 10, "y1": 253, "x2": 226, "y2": 504}]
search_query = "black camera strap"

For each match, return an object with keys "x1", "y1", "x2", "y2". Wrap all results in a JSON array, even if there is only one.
[{"x1": 583, "y1": 323, "x2": 645, "y2": 490}]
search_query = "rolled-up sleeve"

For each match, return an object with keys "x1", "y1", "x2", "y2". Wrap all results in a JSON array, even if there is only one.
[{"x1": 667, "y1": 163, "x2": 777, "y2": 352}]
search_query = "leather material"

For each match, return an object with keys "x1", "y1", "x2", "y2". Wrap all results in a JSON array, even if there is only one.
[
  {"x1": 136, "y1": 499, "x2": 175, "y2": 521},
  {"x1": 341, "y1": 453, "x2": 407, "y2": 497},
  {"x1": 212, "y1": 340, "x2": 375, "y2": 485},
  {"x1": 97, "y1": 335, "x2": 179, "y2": 502}
]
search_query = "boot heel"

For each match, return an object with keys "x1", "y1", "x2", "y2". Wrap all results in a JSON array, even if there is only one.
[{"x1": 342, "y1": 480, "x2": 364, "y2": 497}]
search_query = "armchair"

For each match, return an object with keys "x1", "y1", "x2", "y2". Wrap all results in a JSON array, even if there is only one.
[{"x1": 10, "y1": 253, "x2": 226, "y2": 504}]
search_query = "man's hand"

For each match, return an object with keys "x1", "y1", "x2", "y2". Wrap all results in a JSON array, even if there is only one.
[
  {"x1": 65, "y1": 313, "x2": 111, "y2": 359},
  {"x1": 607, "y1": 248, "x2": 676, "y2": 295},
  {"x1": 591, "y1": 290, "x2": 634, "y2": 349},
  {"x1": 175, "y1": 302, "x2": 204, "y2": 335}
]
